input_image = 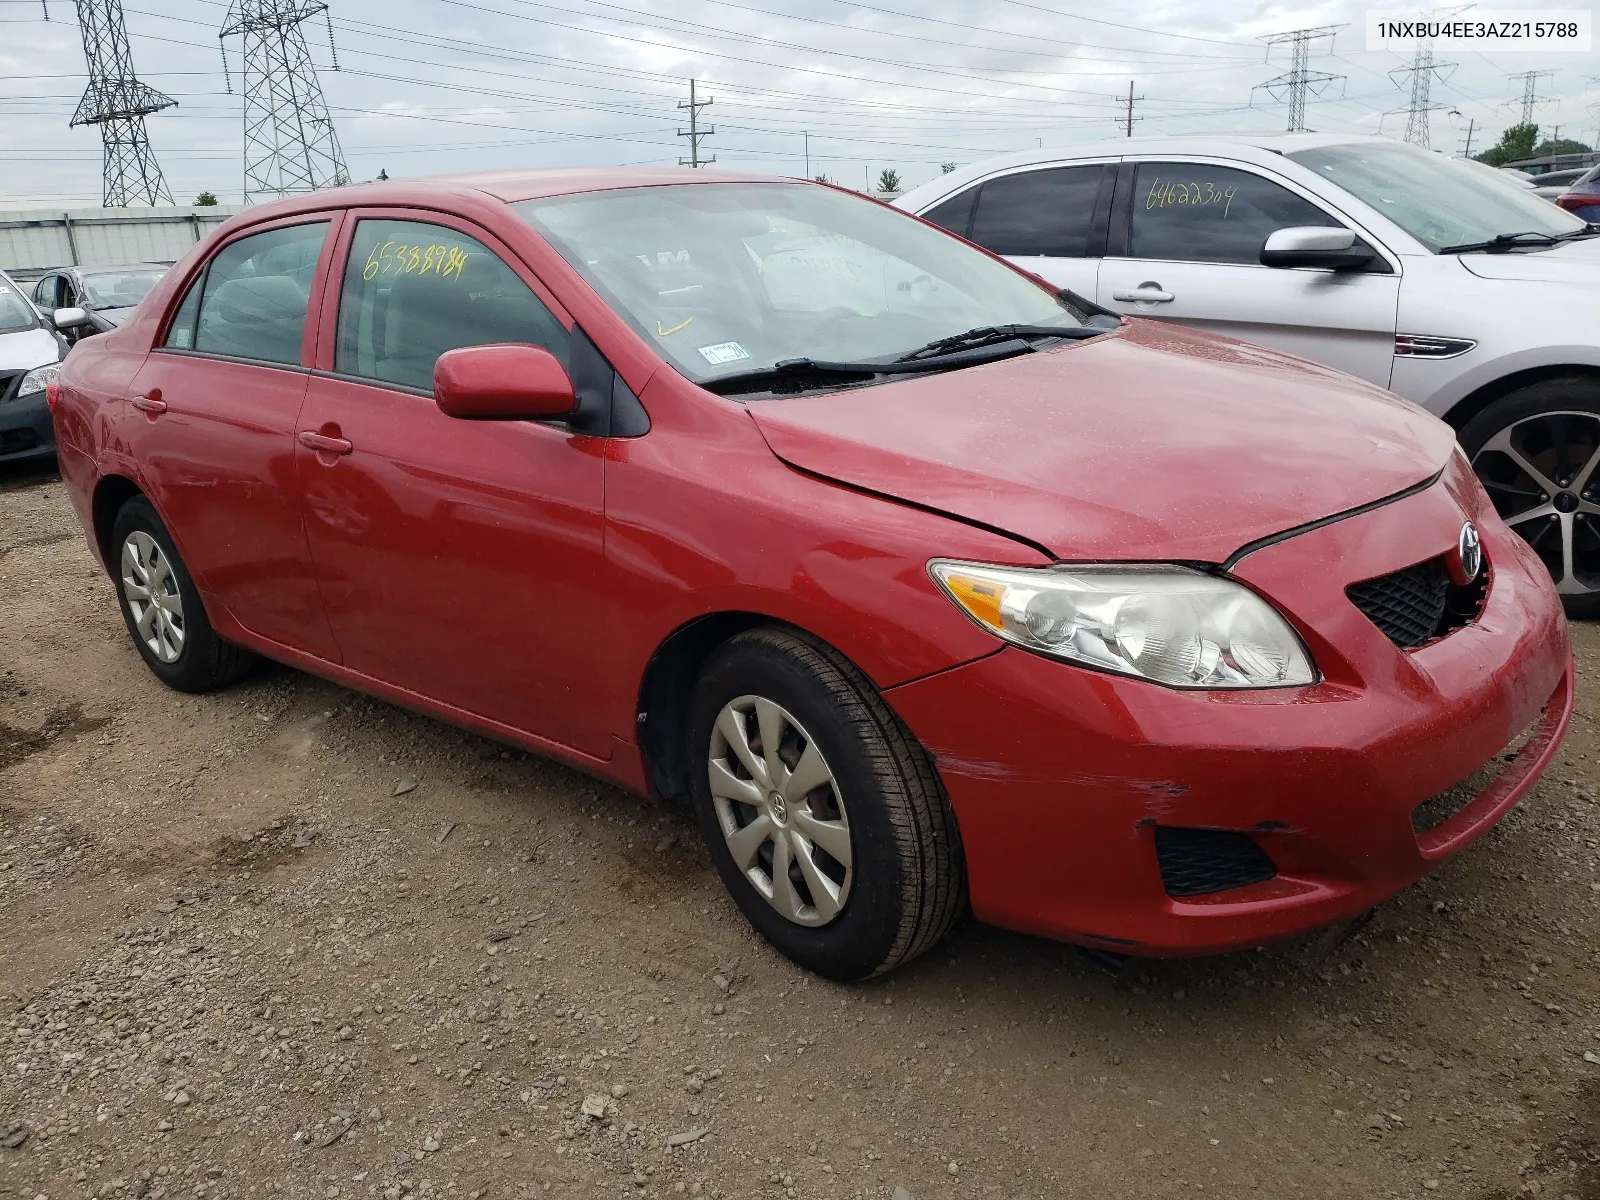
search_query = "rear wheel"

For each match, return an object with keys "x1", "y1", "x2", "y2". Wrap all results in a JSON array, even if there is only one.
[
  {"x1": 111, "y1": 496, "x2": 255, "y2": 692},
  {"x1": 686, "y1": 627, "x2": 965, "y2": 980},
  {"x1": 1459, "y1": 378, "x2": 1600, "y2": 618}
]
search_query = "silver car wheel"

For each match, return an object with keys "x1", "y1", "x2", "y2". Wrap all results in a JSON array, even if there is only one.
[
  {"x1": 707, "y1": 695, "x2": 853, "y2": 927},
  {"x1": 121, "y1": 530, "x2": 186, "y2": 664},
  {"x1": 1472, "y1": 411, "x2": 1600, "y2": 597}
]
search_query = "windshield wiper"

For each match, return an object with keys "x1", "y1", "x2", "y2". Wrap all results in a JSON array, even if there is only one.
[
  {"x1": 704, "y1": 338, "x2": 1040, "y2": 396},
  {"x1": 1439, "y1": 230, "x2": 1566, "y2": 254},
  {"x1": 894, "y1": 322, "x2": 1104, "y2": 363}
]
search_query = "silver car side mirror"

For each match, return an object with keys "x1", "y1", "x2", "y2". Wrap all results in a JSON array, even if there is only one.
[
  {"x1": 53, "y1": 306, "x2": 92, "y2": 329},
  {"x1": 1260, "y1": 227, "x2": 1374, "y2": 271}
]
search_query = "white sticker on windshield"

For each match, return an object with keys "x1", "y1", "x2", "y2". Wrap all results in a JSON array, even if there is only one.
[{"x1": 697, "y1": 341, "x2": 750, "y2": 365}]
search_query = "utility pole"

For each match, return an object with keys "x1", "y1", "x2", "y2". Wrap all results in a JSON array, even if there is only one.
[
  {"x1": 1254, "y1": 24, "x2": 1346, "y2": 132},
  {"x1": 677, "y1": 79, "x2": 714, "y2": 169},
  {"x1": 44, "y1": 0, "x2": 176, "y2": 206},
  {"x1": 1123, "y1": 81, "x2": 1143, "y2": 137},
  {"x1": 1459, "y1": 117, "x2": 1476, "y2": 157},
  {"x1": 1389, "y1": 47, "x2": 1456, "y2": 149},
  {"x1": 804, "y1": 130, "x2": 809, "y2": 179},
  {"x1": 220, "y1": 1, "x2": 348, "y2": 202},
  {"x1": 1504, "y1": 69, "x2": 1557, "y2": 126}
]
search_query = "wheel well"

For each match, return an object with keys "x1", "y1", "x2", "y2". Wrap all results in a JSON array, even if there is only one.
[
  {"x1": 1442, "y1": 365, "x2": 1600, "y2": 433},
  {"x1": 91, "y1": 475, "x2": 143, "y2": 572},
  {"x1": 635, "y1": 612, "x2": 782, "y2": 804}
]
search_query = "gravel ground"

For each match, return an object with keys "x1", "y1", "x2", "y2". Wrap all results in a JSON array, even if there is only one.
[{"x1": 2, "y1": 463, "x2": 1599, "y2": 1200}]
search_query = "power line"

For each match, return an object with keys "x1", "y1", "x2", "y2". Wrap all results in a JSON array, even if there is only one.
[
  {"x1": 677, "y1": 78, "x2": 714, "y2": 168},
  {"x1": 1121, "y1": 80, "x2": 1142, "y2": 137},
  {"x1": 1253, "y1": 24, "x2": 1346, "y2": 132},
  {"x1": 220, "y1": 0, "x2": 348, "y2": 201},
  {"x1": 43, "y1": 0, "x2": 175, "y2": 206},
  {"x1": 1388, "y1": 47, "x2": 1456, "y2": 148}
]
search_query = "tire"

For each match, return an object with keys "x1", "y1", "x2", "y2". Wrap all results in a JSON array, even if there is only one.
[
  {"x1": 1458, "y1": 378, "x2": 1600, "y2": 620},
  {"x1": 110, "y1": 495, "x2": 256, "y2": 692},
  {"x1": 685, "y1": 626, "x2": 965, "y2": 980}
]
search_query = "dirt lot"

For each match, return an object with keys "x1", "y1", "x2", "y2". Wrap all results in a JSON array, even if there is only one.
[{"x1": 1, "y1": 464, "x2": 1598, "y2": 1200}]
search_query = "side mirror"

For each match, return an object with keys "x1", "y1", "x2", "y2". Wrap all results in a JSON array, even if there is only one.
[
  {"x1": 1259, "y1": 227, "x2": 1374, "y2": 271},
  {"x1": 52, "y1": 306, "x2": 92, "y2": 329},
  {"x1": 434, "y1": 343, "x2": 577, "y2": 420}
]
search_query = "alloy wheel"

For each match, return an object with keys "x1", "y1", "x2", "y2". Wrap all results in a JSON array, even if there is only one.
[
  {"x1": 707, "y1": 695, "x2": 853, "y2": 927},
  {"x1": 1471, "y1": 410, "x2": 1600, "y2": 597},
  {"x1": 121, "y1": 531, "x2": 186, "y2": 663}
]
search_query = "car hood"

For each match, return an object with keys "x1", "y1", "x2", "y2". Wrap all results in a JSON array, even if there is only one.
[
  {"x1": 0, "y1": 326, "x2": 60, "y2": 372},
  {"x1": 1457, "y1": 234, "x2": 1600, "y2": 282},
  {"x1": 746, "y1": 321, "x2": 1454, "y2": 563}
]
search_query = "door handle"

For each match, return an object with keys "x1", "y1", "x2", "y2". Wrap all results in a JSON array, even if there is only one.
[
  {"x1": 130, "y1": 391, "x2": 167, "y2": 414},
  {"x1": 298, "y1": 430, "x2": 353, "y2": 455},
  {"x1": 1111, "y1": 286, "x2": 1175, "y2": 304}
]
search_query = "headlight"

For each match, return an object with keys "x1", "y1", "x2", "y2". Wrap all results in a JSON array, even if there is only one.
[
  {"x1": 17, "y1": 362, "x2": 60, "y2": 398},
  {"x1": 929, "y1": 560, "x2": 1316, "y2": 689}
]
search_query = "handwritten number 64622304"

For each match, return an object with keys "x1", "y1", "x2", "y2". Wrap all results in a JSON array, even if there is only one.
[{"x1": 1143, "y1": 179, "x2": 1239, "y2": 219}]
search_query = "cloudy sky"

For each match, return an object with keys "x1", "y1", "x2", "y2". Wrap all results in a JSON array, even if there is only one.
[{"x1": 0, "y1": 0, "x2": 1595, "y2": 208}]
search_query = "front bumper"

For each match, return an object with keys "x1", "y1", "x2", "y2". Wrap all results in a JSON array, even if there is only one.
[
  {"x1": 885, "y1": 464, "x2": 1572, "y2": 956},
  {"x1": 0, "y1": 388, "x2": 57, "y2": 461}
]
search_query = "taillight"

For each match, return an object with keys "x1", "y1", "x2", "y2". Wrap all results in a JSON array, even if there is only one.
[
  {"x1": 1557, "y1": 193, "x2": 1599, "y2": 212},
  {"x1": 45, "y1": 378, "x2": 60, "y2": 413}
]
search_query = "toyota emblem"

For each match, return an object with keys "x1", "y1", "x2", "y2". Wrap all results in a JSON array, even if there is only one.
[{"x1": 1457, "y1": 522, "x2": 1483, "y2": 584}]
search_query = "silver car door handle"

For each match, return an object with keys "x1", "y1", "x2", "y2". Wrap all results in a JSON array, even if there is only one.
[{"x1": 1112, "y1": 286, "x2": 1175, "y2": 303}]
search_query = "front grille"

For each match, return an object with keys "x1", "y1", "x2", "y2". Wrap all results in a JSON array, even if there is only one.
[
  {"x1": 1347, "y1": 557, "x2": 1487, "y2": 650},
  {"x1": 1154, "y1": 827, "x2": 1277, "y2": 898},
  {"x1": 0, "y1": 369, "x2": 23, "y2": 403}
]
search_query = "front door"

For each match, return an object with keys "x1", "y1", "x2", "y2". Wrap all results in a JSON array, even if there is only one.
[
  {"x1": 296, "y1": 212, "x2": 611, "y2": 757},
  {"x1": 127, "y1": 216, "x2": 341, "y2": 659},
  {"x1": 1097, "y1": 161, "x2": 1400, "y2": 387}
]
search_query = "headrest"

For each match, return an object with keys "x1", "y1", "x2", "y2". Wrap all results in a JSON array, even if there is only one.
[{"x1": 211, "y1": 276, "x2": 305, "y2": 324}]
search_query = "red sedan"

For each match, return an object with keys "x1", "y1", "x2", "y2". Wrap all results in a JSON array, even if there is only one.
[{"x1": 50, "y1": 169, "x2": 1572, "y2": 980}]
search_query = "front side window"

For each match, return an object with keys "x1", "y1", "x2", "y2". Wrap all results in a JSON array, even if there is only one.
[
  {"x1": 80, "y1": 267, "x2": 164, "y2": 310},
  {"x1": 32, "y1": 277, "x2": 60, "y2": 310},
  {"x1": 335, "y1": 219, "x2": 569, "y2": 393},
  {"x1": 967, "y1": 165, "x2": 1107, "y2": 258},
  {"x1": 1287, "y1": 141, "x2": 1587, "y2": 251},
  {"x1": 517, "y1": 182, "x2": 1082, "y2": 386},
  {"x1": 191, "y1": 222, "x2": 329, "y2": 365},
  {"x1": 1128, "y1": 163, "x2": 1343, "y2": 265}
]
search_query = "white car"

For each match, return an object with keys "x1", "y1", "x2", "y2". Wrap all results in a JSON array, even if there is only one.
[
  {"x1": 896, "y1": 134, "x2": 1600, "y2": 612},
  {"x1": 0, "y1": 269, "x2": 66, "y2": 465}
]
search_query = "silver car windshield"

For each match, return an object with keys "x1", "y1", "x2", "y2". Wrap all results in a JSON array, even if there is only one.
[
  {"x1": 516, "y1": 182, "x2": 1083, "y2": 384},
  {"x1": 1287, "y1": 141, "x2": 1587, "y2": 252},
  {"x1": 81, "y1": 268, "x2": 164, "y2": 309},
  {"x1": 0, "y1": 280, "x2": 37, "y2": 333}
]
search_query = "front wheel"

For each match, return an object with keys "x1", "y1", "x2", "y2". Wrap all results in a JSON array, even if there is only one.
[
  {"x1": 686, "y1": 627, "x2": 965, "y2": 980},
  {"x1": 110, "y1": 496, "x2": 256, "y2": 692},
  {"x1": 1459, "y1": 378, "x2": 1600, "y2": 619}
]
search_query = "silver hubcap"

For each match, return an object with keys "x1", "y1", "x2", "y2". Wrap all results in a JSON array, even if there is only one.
[
  {"x1": 121, "y1": 531, "x2": 185, "y2": 664},
  {"x1": 1472, "y1": 411, "x2": 1600, "y2": 597},
  {"x1": 708, "y1": 696, "x2": 852, "y2": 927}
]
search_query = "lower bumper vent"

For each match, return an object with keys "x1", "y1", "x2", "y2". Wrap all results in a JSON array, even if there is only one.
[{"x1": 1154, "y1": 827, "x2": 1277, "y2": 898}]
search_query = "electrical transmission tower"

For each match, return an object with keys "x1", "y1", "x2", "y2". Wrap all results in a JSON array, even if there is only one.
[
  {"x1": 220, "y1": 1, "x2": 348, "y2": 203},
  {"x1": 678, "y1": 80, "x2": 715, "y2": 168},
  {"x1": 1504, "y1": 69, "x2": 1557, "y2": 126},
  {"x1": 1388, "y1": 48, "x2": 1456, "y2": 148},
  {"x1": 43, "y1": 0, "x2": 176, "y2": 206},
  {"x1": 1253, "y1": 24, "x2": 1346, "y2": 132}
]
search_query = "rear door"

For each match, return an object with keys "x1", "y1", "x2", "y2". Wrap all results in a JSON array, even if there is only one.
[
  {"x1": 1096, "y1": 159, "x2": 1401, "y2": 387},
  {"x1": 295, "y1": 210, "x2": 611, "y2": 757},
  {"x1": 918, "y1": 161, "x2": 1114, "y2": 298},
  {"x1": 126, "y1": 214, "x2": 342, "y2": 659}
]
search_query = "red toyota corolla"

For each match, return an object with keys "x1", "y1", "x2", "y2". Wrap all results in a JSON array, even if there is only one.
[{"x1": 51, "y1": 169, "x2": 1571, "y2": 980}]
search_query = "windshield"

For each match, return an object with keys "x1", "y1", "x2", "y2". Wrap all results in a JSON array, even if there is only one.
[
  {"x1": 1287, "y1": 141, "x2": 1586, "y2": 252},
  {"x1": 0, "y1": 278, "x2": 38, "y2": 333},
  {"x1": 81, "y1": 267, "x2": 164, "y2": 309},
  {"x1": 516, "y1": 182, "x2": 1083, "y2": 384}
]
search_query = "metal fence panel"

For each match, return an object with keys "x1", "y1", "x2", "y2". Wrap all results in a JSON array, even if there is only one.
[{"x1": 0, "y1": 206, "x2": 244, "y2": 272}]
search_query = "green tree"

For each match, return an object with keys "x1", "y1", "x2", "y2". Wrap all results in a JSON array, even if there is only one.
[
  {"x1": 192, "y1": 191, "x2": 219, "y2": 206},
  {"x1": 1534, "y1": 136, "x2": 1594, "y2": 157},
  {"x1": 1474, "y1": 123, "x2": 1539, "y2": 167},
  {"x1": 940, "y1": 161, "x2": 958, "y2": 174},
  {"x1": 877, "y1": 167, "x2": 902, "y2": 193}
]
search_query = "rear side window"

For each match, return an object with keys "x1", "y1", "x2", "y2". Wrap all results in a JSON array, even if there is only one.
[
  {"x1": 163, "y1": 276, "x2": 203, "y2": 350},
  {"x1": 921, "y1": 187, "x2": 977, "y2": 238},
  {"x1": 967, "y1": 166, "x2": 1106, "y2": 257},
  {"x1": 1128, "y1": 164, "x2": 1340, "y2": 265},
  {"x1": 335, "y1": 218, "x2": 569, "y2": 393},
  {"x1": 188, "y1": 222, "x2": 329, "y2": 365}
]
